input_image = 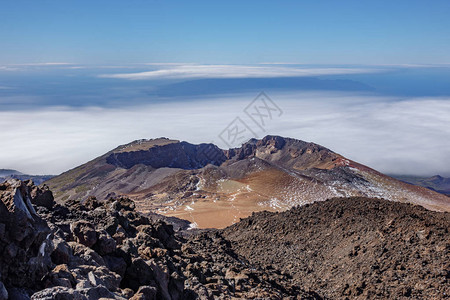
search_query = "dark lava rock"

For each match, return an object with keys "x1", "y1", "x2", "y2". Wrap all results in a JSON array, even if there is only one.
[
  {"x1": 29, "y1": 183, "x2": 55, "y2": 210},
  {"x1": 0, "y1": 282, "x2": 8, "y2": 300},
  {"x1": 71, "y1": 221, "x2": 98, "y2": 248},
  {"x1": 2, "y1": 179, "x2": 448, "y2": 299},
  {"x1": 129, "y1": 285, "x2": 157, "y2": 300},
  {"x1": 222, "y1": 197, "x2": 450, "y2": 299},
  {"x1": 106, "y1": 142, "x2": 227, "y2": 170},
  {"x1": 0, "y1": 180, "x2": 52, "y2": 290}
]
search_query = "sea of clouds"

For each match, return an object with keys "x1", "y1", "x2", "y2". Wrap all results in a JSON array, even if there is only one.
[{"x1": 0, "y1": 90, "x2": 449, "y2": 176}]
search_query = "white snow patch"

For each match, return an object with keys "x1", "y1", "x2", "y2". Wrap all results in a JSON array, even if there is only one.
[
  {"x1": 39, "y1": 233, "x2": 51, "y2": 257},
  {"x1": 348, "y1": 167, "x2": 360, "y2": 173},
  {"x1": 195, "y1": 176, "x2": 204, "y2": 191},
  {"x1": 188, "y1": 222, "x2": 198, "y2": 230},
  {"x1": 39, "y1": 242, "x2": 46, "y2": 256}
]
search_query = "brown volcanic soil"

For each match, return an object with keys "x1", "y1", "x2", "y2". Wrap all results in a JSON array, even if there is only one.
[{"x1": 222, "y1": 197, "x2": 450, "y2": 299}]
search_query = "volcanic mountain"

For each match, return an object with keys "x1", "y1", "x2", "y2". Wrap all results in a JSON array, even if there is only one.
[{"x1": 45, "y1": 136, "x2": 450, "y2": 228}]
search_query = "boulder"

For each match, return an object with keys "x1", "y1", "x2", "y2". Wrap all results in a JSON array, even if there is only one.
[
  {"x1": 82, "y1": 196, "x2": 102, "y2": 210},
  {"x1": 71, "y1": 221, "x2": 98, "y2": 248},
  {"x1": 108, "y1": 197, "x2": 135, "y2": 212},
  {"x1": 124, "y1": 258, "x2": 155, "y2": 291},
  {"x1": 29, "y1": 184, "x2": 54, "y2": 210},
  {"x1": 7, "y1": 288, "x2": 31, "y2": 300},
  {"x1": 51, "y1": 238, "x2": 72, "y2": 265},
  {"x1": 147, "y1": 260, "x2": 171, "y2": 300},
  {"x1": 0, "y1": 282, "x2": 8, "y2": 300},
  {"x1": 31, "y1": 286, "x2": 84, "y2": 300},
  {"x1": 129, "y1": 285, "x2": 157, "y2": 300},
  {"x1": 49, "y1": 264, "x2": 76, "y2": 288},
  {"x1": 69, "y1": 242, "x2": 105, "y2": 267},
  {"x1": 103, "y1": 255, "x2": 127, "y2": 278},
  {"x1": 94, "y1": 232, "x2": 117, "y2": 255},
  {"x1": 79, "y1": 285, "x2": 125, "y2": 300},
  {"x1": 0, "y1": 180, "x2": 51, "y2": 289}
]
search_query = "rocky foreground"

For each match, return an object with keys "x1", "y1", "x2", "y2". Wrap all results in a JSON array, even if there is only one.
[
  {"x1": 0, "y1": 179, "x2": 319, "y2": 299},
  {"x1": 222, "y1": 197, "x2": 450, "y2": 299},
  {"x1": 0, "y1": 179, "x2": 449, "y2": 299}
]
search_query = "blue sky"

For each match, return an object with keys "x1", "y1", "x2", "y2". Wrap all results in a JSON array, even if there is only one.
[
  {"x1": 1, "y1": 1, "x2": 450, "y2": 176},
  {"x1": 1, "y1": 0, "x2": 450, "y2": 64}
]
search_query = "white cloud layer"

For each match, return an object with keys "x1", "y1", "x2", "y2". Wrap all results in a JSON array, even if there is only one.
[
  {"x1": 0, "y1": 92, "x2": 449, "y2": 176},
  {"x1": 100, "y1": 64, "x2": 378, "y2": 80}
]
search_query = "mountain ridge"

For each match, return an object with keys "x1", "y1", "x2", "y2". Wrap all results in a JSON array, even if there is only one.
[
  {"x1": 392, "y1": 174, "x2": 450, "y2": 196},
  {"x1": 45, "y1": 135, "x2": 450, "y2": 228}
]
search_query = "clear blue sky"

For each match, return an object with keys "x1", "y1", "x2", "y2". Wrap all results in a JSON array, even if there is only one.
[{"x1": 1, "y1": 0, "x2": 450, "y2": 64}]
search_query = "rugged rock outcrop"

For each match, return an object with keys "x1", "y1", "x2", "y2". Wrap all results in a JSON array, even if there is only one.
[
  {"x1": 0, "y1": 180, "x2": 52, "y2": 292},
  {"x1": 106, "y1": 142, "x2": 226, "y2": 170},
  {"x1": 2, "y1": 179, "x2": 448, "y2": 299},
  {"x1": 1, "y1": 180, "x2": 319, "y2": 299},
  {"x1": 225, "y1": 135, "x2": 337, "y2": 170}
]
